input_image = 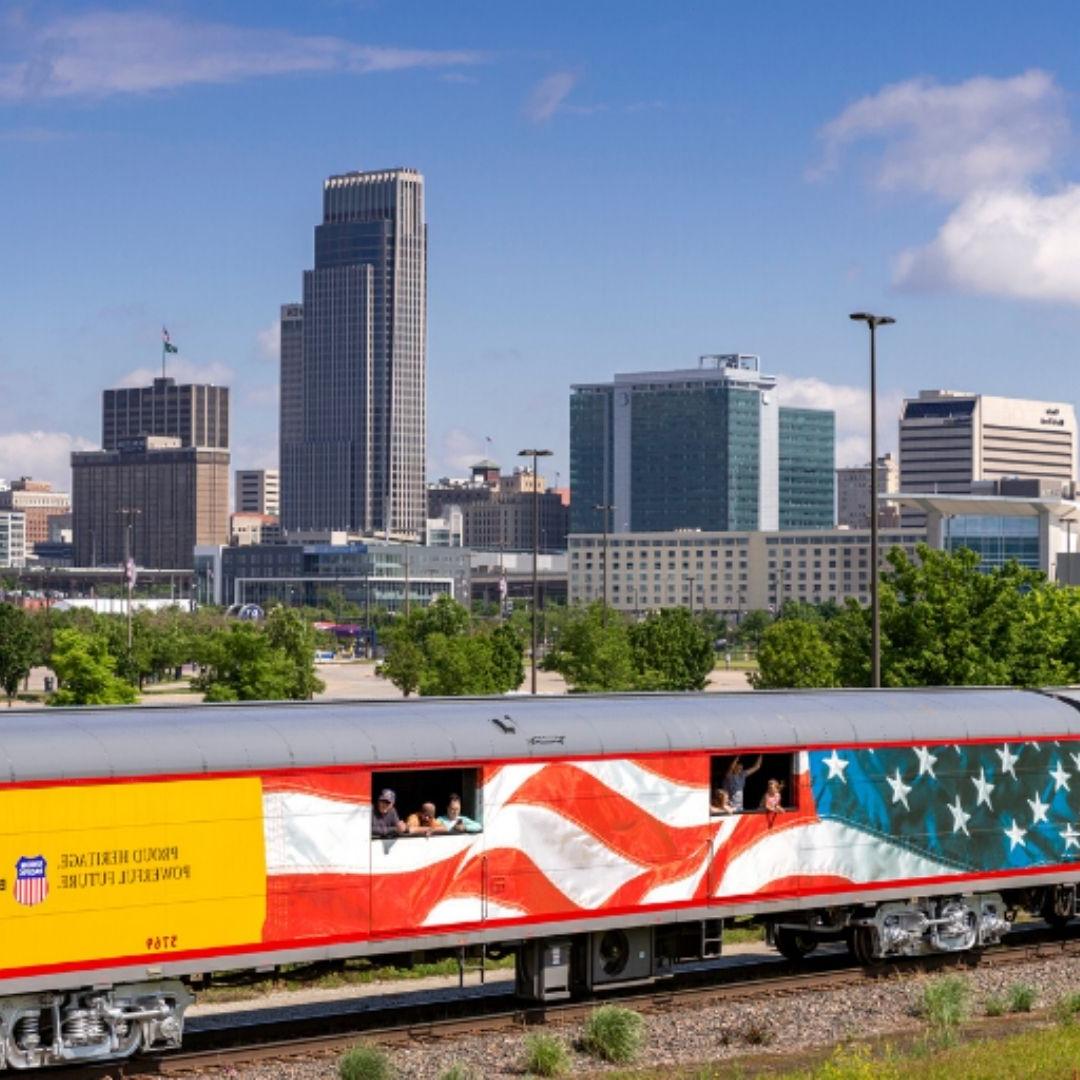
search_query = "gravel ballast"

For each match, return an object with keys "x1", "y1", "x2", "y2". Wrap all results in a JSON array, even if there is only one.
[{"x1": 185, "y1": 954, "x2": 1080, "y2": 1078}]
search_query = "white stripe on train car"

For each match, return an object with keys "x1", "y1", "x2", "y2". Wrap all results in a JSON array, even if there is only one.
[{"x1": 263, "y1": 792, "x2": 371, "y2": 876}]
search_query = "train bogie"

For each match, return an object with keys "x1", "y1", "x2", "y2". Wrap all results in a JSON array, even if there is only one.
[{"x1": 0, "y1": 981, "x2": 191, "y2": 1070}]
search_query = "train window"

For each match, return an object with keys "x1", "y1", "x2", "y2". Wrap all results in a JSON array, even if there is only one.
[
  {"x1": 370, "y1": 768, "x2": 482, "y2": 837},
  {"x1": 710, "y1": 753, "x2": 794, "y2": 814}
]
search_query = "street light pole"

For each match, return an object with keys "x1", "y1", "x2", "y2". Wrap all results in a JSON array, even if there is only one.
[
  {"x1": 593, "y1": 503, "x2": 615, "y2": 623},
  {"x1": 850, "y1": 311, "x2": 896, "y2": 689},
  {"x1": 518, "y1": 448, "x2": 553, "y2": 695}
]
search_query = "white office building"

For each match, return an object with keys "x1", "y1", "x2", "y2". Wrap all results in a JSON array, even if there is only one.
[{"x1": 0, "y1": 511, "x2": 27, "y2": 569}]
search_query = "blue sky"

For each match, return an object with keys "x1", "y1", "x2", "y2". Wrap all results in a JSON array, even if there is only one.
[{"x1": 3, "y1": 1, "x2": 1080, "y2": 492}]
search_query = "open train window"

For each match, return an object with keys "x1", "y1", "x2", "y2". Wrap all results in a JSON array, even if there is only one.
[
  {"x1": 709, "y1": 753, "x2": 794, "y2": 814},
  {"x1": 370, "y1": 768, "x2": 482, "y2": 837}
]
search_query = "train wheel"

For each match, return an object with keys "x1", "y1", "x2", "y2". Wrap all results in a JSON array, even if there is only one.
[
  {"x1": 774, "y1": 927, "x2": 818, "y2": 962},
  {"x1": 848, "y1": 925, "x2": 880, "y2": 965}
]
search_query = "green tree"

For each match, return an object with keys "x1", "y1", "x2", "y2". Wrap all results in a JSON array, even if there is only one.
[
  {"x1": 629, "y1": 608, "x2": 715, "y2": 691},
  {"x1": 379, "y1": 597, "x2": 525, "y2": 696},
  {"x1": 0, "y1": 604, "x2": 37, "y2": 706},
  {"x1": 751, "y1": 619, "x2": 840, "y2": 689},
  {"x1": 265, "y1": 606, "x2": 326, "y2": 699},
  {"x1": 378, "y1": 635, "x2": 425, "y2": 696},
  {"x1": 49, "y1": 628, "x2": 138, "y2": 706},
  {"x1": 194, "y1": 623, "x2": 294, "y2": 702},
  {"x1": 733, "y1": 608, "x2": 772, "y2": 650},
  {"x1": 542, "y1": 603, "x2": 638, "y2": 692}
]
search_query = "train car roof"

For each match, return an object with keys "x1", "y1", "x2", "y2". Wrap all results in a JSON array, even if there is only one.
[{"x1": 1, "y1": 688, "x2": 1079, "y2": 784}]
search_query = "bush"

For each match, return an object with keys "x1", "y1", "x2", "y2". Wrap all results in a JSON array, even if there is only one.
[
  {"x1": 1006, "y1": 983, "x2": 1035, "y2": 1013},
  {"x1": 581, "y1": 1005, "x2": 645, "y2": 1064},
  {"x1": 920, "y1": 976, "x2": 968, "y2": 1044},
  {"x1": 1055, "y1": 991, "x2": 1080, "y2": 1024},
  {"x1": 521, "y1": 1032, "x2": 570, "y2": 1077},
  {"x1": 339, "y1": 1042, "x2": 392, "y2": 1080},
  {"x1": 984, "y1": 994, "x2": 1005, "y2": 1017}
]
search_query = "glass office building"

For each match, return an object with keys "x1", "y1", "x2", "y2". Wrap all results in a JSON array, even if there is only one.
[
  {"x1": 943, "y1": 515, "x2": 1041, "y2": 570},
  {"x1": 280, "y1": 169, "x2": 427, "y2": 539},
  {"x1": 570, "y1": 357, "x2": 834, "y2": 535},
  {"x1": 779, "y1": 407, "x2": 836, "y2": 529}
]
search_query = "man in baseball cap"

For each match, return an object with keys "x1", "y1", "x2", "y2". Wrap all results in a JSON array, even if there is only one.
[{"x1": 372, "y1": 788, "x2": 405, "y2": 837}]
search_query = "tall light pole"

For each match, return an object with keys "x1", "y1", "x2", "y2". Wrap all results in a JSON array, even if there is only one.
[
  {"x1": 850, "y1": 311, "x2": 896, "y2": 689},
  {"x1": 593, "y1": 503, "x2": 615, "y2": 624},
  {"x1": 518, "y1": 448, "x2": 553, "y2": 694}
]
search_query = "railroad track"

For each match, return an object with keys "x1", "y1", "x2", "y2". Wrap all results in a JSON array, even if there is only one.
[{"x1": 58, "y1": 926, "x2": 1080, "y2": 1078}]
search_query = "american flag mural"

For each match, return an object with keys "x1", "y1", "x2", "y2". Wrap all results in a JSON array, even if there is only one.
[{"x1": 257, "y1": 744, "x2": 1080, "y2": 947}]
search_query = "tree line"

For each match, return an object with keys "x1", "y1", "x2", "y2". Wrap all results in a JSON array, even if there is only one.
[
  {"x1": 752, "y1": 544, "x2": 1080, "y2": 689},
  {"x1": 0, "y1": 605, "x2": 324, "y2": 706}
]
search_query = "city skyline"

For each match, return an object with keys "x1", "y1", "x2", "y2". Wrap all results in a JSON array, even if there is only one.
[{"x1": 4, "y1": 3, "x2": 1080, "y2": 491}]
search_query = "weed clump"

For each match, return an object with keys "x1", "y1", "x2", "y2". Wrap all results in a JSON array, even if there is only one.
[
  {"x1": 581, "y1": 1004, "x2": 645, "y2": 1064},
  {"x1": 339, "y1": 1042, "x2": 392, "y2": 1080},
  {"x1": 920, "y1": 975, "x2": 968, "y2": 1045},
  {"x1": 1006, "y1": 983, "x2": 1035, "y2": 1013},
  {"x1": 522, "y1": 1032, "x2": 570, "y2": 1077},
  {"x1": 1055, "y1": 991, "x2": 1080, "y2": 1024}
]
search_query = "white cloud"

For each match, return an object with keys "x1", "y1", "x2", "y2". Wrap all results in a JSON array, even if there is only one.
[
  {"x1": 116, "y1": 358, "x2": 234, "y2": 387},
  {"x1": 776, "y1": 375, "x2": 904, "y2": 467},
  {"x1": 0, "y1": 11, "x2": 484, "y2": 101},
  {"x1": 523, "y1": 71, "x2": 577, "y2": 124},
  {"x1": 815, "y1": 70, "x2": 1065, "y2": 200},
  {"x1": 257, "y1": 320, "x2": 280, "y2": 362},
  {"x1": 438, "y1": 427, "x2": 487, "y2": 475},
  {"x1": 894, "y1": 185, "x2": 1080, "y2": 303},
  {"x1": 0, "y1": 431, "x2": 95, "y2": 490}
]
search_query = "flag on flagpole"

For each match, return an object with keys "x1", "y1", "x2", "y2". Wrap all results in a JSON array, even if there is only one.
[{"x1": 162, "y1": 327, "x2": 179, "y2": 354}]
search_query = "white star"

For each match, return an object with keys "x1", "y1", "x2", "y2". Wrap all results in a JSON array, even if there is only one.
[
  {"x1": 1005, "y1": 818, "x2": 1027, "y2": 851},
  {"x1": 913, "y1": 745, "x2": 938, "y2": 779},
  {"x1": 1071, "y1": 752, "x2": 1080, "y2": 774},
  {"x1": 972, "y1": 767, "x2": 995, "y2": 809},
  {"x1": 887, "y1": 768, "x2": 912, "y2": 811},
  {"x1": 947, "y1": 795, "x2": 971, "y2": 836},
  {"x1": 1027, "y1": 791, "x2": 1050, "y2": 825},
  {"x1": 1062, "y1": 824, "x2": 1080, "y2": 852},
  {"x1": 996, "y1": 744, "x2": 1020, "y2": 780},
  {"x1": 823, "y1": 750, "x2": 850, "y2": 783},
  {"x1": 1051, "y1": 761, "x2": 1071, "y2": 793}
]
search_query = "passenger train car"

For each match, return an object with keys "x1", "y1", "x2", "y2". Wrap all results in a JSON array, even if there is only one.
[{"x1": 3, "y1": 688, "x2": 1080, "y2": 1069}]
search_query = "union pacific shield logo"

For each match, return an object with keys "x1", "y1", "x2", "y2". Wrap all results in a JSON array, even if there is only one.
[{"x1": 14, "y1": 856, "x2": 48, "y2": 907}]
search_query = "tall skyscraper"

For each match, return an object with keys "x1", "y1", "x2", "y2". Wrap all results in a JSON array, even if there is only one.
[
  {"x1": 280, "y1": 168, "x2": 427, "y2": 539},
  {"x1": 570, "y1": 356, "x2": 834, "y2": 534}
]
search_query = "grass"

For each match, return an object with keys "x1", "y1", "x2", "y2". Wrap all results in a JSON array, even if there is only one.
[
  {"x1": 920, "y1": 975, "x2": 969, "y2": 1045},
  {"x1": 1004, "y1": 983, "x2": 1035, "y2": 1013},
  {"x1": 581, "y1": 1005, "x2": 645, "y2": 1064},
  {"x1": 522, "y1": 1032, "x2": 571, "y2": 1077},
  {"x1": 338, "y1": 1042, "x2": 392, "y2": 1080},
  {"x1": 196, "y1": 952, "x2": 516, "y2": 1004},
  {"x1": 724, "y1": 920, "x2": 765, "y2": 945},
  {"x1": 593, "y1": 1024, "x2": 1080, "y2": 1078}
]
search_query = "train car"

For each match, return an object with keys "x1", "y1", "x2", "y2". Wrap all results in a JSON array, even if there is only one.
[{"x1": 3, "y1": 687, "x2": 1080, "y2": 1069}]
